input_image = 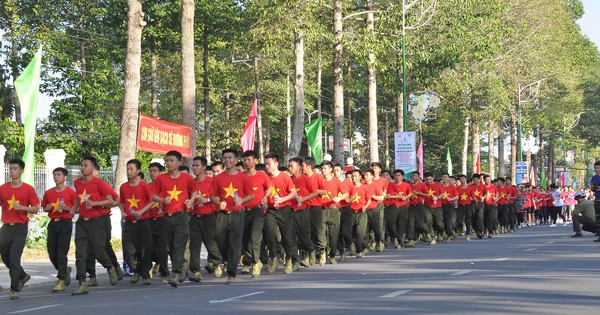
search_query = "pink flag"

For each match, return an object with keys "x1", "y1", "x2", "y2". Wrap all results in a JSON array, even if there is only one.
[
  {"x1": 560, "y1": 172, "x2": 565, "y2": 187},
  {"x1": 417, "y1": 140, "x2": 423, "y2": 177},
  {"x1": 241, "y1": 99, "x2": 258, "y2": 152},
  {"x1": 529, "y1": 167, "x2": 536, "y2": 186},
  {"x1": 475, "y1": 153, "x2": 481, "y2": 174}
]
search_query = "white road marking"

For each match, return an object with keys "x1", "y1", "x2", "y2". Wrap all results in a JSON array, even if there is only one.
[
  {"x1": 524, "y1": 248, "x2": 536, "y2": 252},
  {"x1": 494, "y1": 258, "x2": 510, "y2": 261},
  {"x1": 545, "y1": 241, "x2": 556, "y2": 244},
  {"x1": 450, "y1": 271, "x2": 471, "y2": 276},
  {"x1": 379, "y1": 290, "x2": 412, "y2": 298},
  {"x1": 8, "y1": 304, "x2": 62, "y2": 314},
  {"x1": 31, "y1": 276, "x2": 49, "y2": 280},
  {"x1": 209, "y1": 291, "x2": 265, "y2": 304}
]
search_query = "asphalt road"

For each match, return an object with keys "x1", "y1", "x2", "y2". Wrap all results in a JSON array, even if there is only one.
[{"x1": 1, "y1": 224, "x2": 599, "y2": 315}]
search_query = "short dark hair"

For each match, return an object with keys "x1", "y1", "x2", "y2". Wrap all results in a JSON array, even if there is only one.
[
  {"x1": 483, "y1": 174, "x2": 491, "y2": 180},
  {"x1": 351, "y1": 169, "x2": 363, "y2": 179},
  {"x1": 127, "y1": 159, "x2": 142, "y2": 170},
  {"x1": 235, "y1": 161, "x2": 244, "y2": 167},
  {"x1": 458, "y1": 174, "x2": 467, "y2": 179},
  {"x1": 303, "y1": 156, "x2": 316, "y2": 168},
  {"x1": 394, "y1": 169, "x2": 405, "y2": 176},
  {"x1": 505, "y1": 176, "x2": 512, "y2": 181},
  {"x1": 82, "y1": 155, "x2": 99, "y2": 170},
  {"x1": 242, "y1": 150, "x2": 258, "y2": 159},
  {"x1": 333, "y1": 163, "x2": 343, "y2": 169},
  {"x1": 149, "y1": 162, "x2": 164, "y2": 172},
  {"x1": 193, "y1": 156, "x2": 208, "y2": 166},
  {"x1": 345, "y1": 170, "x2": 353, "y2": 177},
  {"x1": 222, "y1": 148, "x2": 238, "y2": 157},
  {"x1": 423, "y1": 171, "x2": 434, "y2": 178},
  {"x1": 278, "y1": 166, "x2": 289, "y2": 172},
  {"x1": 364, "y1": 169, "x2": 375, "y2": 176},
  {"x1": 178, "y1": 165, "x2": 190, "y2": 172},
  {"x1": 472, "y1": 173, "x2": 481, "y2": 179},
  {"x1": 265, "y1": 153, "x2": 279, "y2": 163},
  {"x1": 289, "y1": 157, "x2": 303, "y2": 165},
  {"x1": 212, "y1": 161, "x2": 224, "y2": 169},
  {"x1": 8, "y1": 158, "x2": 25, "y2": 170},
  {"x1": 441, "y1": 172, "x2": 449, "y2": 177},
  {"x1": 321, "y1": 160, "x2": 333, "y2": 168},
  {"x1": 370, "y1": 162, "x2": 383, "y2": 169},
  {"x1": 497, "y1": 177, "x2": 505, "y2": 182},
  {"x1": 166, "y1": 150, "x2": 183, "y2": 161},
  {"x1": 53, "y1": 167, "x2": 68, "y2": 176},
  {"x1": 256, "y1": 163, "x2": 266, "y2": 172},
  {"x1": 595, "y1": 161, "x2": 600, "y2": 167},
  {"x1": 412, "y1": 171, "x2": 420, "y2": 176},
  {"x1": 139, "y1": 172, "x2": 145, "y2": 180}
]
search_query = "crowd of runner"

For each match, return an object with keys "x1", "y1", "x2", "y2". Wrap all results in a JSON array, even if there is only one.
[{"x1": 1, "y1": 150, "x2": 599, "y2": 300}]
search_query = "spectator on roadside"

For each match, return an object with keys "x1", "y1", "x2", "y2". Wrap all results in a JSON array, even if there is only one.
[{"x1": 571, "y1": 191, "x2": 596, "y2": 237}]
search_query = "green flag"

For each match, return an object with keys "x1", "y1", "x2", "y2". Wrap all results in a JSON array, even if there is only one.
[
  {"x1": 446, "y1": 147, "x2": 453, "y2": 175},
  {"x1": 304, "y1": 117, "x2": 323, "y2": 164},
  {"x1": 540, "y1": 170, "x2": 547, "y2": 189},
  {"x1": 14, "y1": 46, "x2": 43, "y2": 185}
]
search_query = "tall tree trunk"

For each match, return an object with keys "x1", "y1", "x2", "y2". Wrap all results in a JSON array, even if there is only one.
[
  {"x1": 286, "y1": 73, "x2": 291, "y2": 157},
  {"x1": 548, "y1": 142, "x2": 554, "y2": 185},
  {"x1": 471, "y1": 120, "x2": 480, "y2": 174},
  {"x1": 203, "y1": 28, "x2": 211, "y2": 163},
  {"x1": 498, "y1": 129, "x2": 505, "y2": 177},
  {"x1": 181, "y1": 0, "x2": 196, "y2": 165},
  {"x1": 254, "y1": 57, "x2": 264, "y2": 162},
  {"x1": 151, "y1": 37, "x2": 158, "y2": 118},
  {"x1": 265, "y1": 120, "x2": 271, "y2": 154},
  {"x1": 488, "y1": 123, "x2": 495, "y2": 176},
  {"x1": 462, "y1": 116, "x2": 469, "y2": 175},
  {"x1": 332, "y1": 0, "x2": 345, "y2": 164},
  {"x1": 115, "y1": 0, "x2": 145, "y2": 191},
  {"x1": 367, "y1": 0, "x2": 378, "y2": 163},
  {"x1": 510, "y1": 110, "x2": 517, "y2": 178},
  {"x1": 79, "y1": 15, "x2": 93, "y2": 154},
  {"x1": 10, "y1": 7, "x2": 22, "y2": 124},
  {"x1": 385, "y1": 112, "x2": 389, "y2": 168},
  {"x1": 225, "y1": 92, "x2": 231, "y2": 146},
  {"x1": 288, "y1": 30, "x2": 305, "y2": 160},
  {"x1": 538, "y1": 128, "x2": 545, "y2": 184},
  {"x1": 396, "y1": 50, "x2": 403, "y2": 132},
  {"x1": 347, "y1": 63, "x2": 352, "y2": 146},
  {"x1": 317, "y1": 53, "x2": 322, "y2": 118}
]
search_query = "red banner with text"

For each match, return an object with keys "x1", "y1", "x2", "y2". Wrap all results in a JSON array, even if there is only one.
[{"x1": 137, "y1": 114, "x2": 193, "y2": 157}]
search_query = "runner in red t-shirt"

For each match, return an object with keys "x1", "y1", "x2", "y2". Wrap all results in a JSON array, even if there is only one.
[
  {"x1": 240, "y1": 150, "x2": 272, "y2": 277},
  {"x1": 289, "y1": 157, "x2": 316, "y2": 266},
  {"x1": 301, "y1": 157, "x2": 327, "y2": 265},
  {"x1": 385, "y1": 169, "x2": 412, "y2": 248},
  {"x1": 424, "y1": 172, "x2": 445, "y2": 241},
  {"x1": 440, "y1": 173, "x2": 459, "y2": 240},
  {"x1": 188, "y1": 156, "x2": 222, "y2": 281},
  {"x1": 496, "y1": 178, "x2": 510, "y2": 234},
  {"x1": 407, "y1": 171, "x2": 433, "y2": 246},
  {"x1": 147, "y1": 162, "x2": 168, "y2": 280},
  {"x1": 319, "y1": 161, "x2": 348, "y2": 264},
  {"x1": 0, "y1": 159, "x2": 40, "y2": 299},
  {"x1": 364, "y1": 169, "x2": 385, "y2": 252},
  {"x1": 334, "y1": 165, "x2": 354, "y2": 260},
  {"x1": 347, "y1": 169, "x2": 371, "y2": 256},
  {"x1": 119, "y1": 159, "x2": 154, "y2": 285},
  {"x1": 482, "y1": 174, "x2": 499, "y2": 237},
  {"x1": 470, "y1": 174, "x2": 486, "y2": 238},
  {"x1": 455, "y1": 174, "x2": 473, "y2": 240},
  {"x1": 505, "y1": 177, "x2": 518, "y2": 231},
  {"x1": 42, "y1": 167, "x2": 77, "y2": 292}
]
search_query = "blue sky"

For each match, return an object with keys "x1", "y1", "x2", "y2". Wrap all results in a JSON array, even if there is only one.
[{"x1": 34, "y1": 1, "x2": 600, "y2": 119}]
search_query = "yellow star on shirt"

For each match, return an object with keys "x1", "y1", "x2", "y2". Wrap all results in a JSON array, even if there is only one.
[
  {"x1": 198, "y1": 189, "x2": 207, "y2": 198},
  {"x1": 223, "y1": 183, "x2": 238, "y2": 199},
  {"x1": 323, "y1": 191, "x2": 332, "y2": 200},
  {"x1": 50, "y1": 198, "x2": 61, "y2": 213},
  {"x1": 500, "y1": 192, "x2": 506, "y2": 199},
  {"x1": 442, "y1": 191, "x2": 449, "y2": 199},
  {"x1": 78, "y1": 189, "x2": 92, "y2": 205},
  {"x1": 473, "y1": 189, "x2": 481, "y2": 197},
  {"x1": 167, "y1": 185, "x2": 183, "y2": 201},
  {"x1": 127, "y1": 194, "x2": 140, "y2": 209},
  {"x1": 7, "y1": 195, "x2": 19, "y2": 210},
  {"x1": 270, "y1": 187, "x2": 281, "y2": 198},
  {"x1": 487, "y1": 191, "x2": 492, "y2": 199},
  {"x1": 351, "y1": 193, "x2": 361, "y2": 203},
  {"x1": 396, "y1": 192, "x2": 404, "y2": 196},
  {"x1": 428, "y1": 189, "x2": 435, "y2": 196},
  {"x1": 460, "y1": 193, "x2": 468, "y2": 201}
]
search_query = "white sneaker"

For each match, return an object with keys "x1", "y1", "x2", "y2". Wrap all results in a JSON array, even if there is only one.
[
  {"x1": 562, "y1": 222, "x2": 569, "y2": 226},
  {"x1": 549, "y1": 224, "x2": 557, "y2": 227}
]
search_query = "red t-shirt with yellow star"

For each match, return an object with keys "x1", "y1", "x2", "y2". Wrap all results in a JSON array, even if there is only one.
[
  {"x1": 498, "y1": 186, "x2": 509, "y2": 205},
  {"x1": 192, "y1": 176, "x2": 217, "y2": 215},
  {"x1": 291, "y1": 174, "x2": 310, "y2": 210},
  {"x1": 243, "y1": 171, "x2": 272, "y2": 209},
  {"x1": 424, "y1": 182, "x2": 443, "y2": 208},
  {"x1": 349, "y1": 184, "x2": 372, "y2": 212},
  {"x1": 484, "y1": 184, "x2": 499, "y2": 205},
  {"x1": 74, "y1": 177, "x2": 115, "y2": 218},
  {"x1": 440, "y1": 183, "x2": 458, "y2": 205},
  {"x1": 153, "y1": 172, "x2": 197, "y2": 214},
  {"x1": 393, "y1": 181, "x2": 412, "y2": 208},
  {"x1": 211, "y1": 171, "x2": 251, "y2": 211},
  {"x1": 305, "y1": 173, "x2": 324, "y2": 207},
  {"x1": 147, "y1": 181, "x2": 164, "y2": 218},
  {"x1": 1, "y1": 182, "x2": 40, "y2": 224},
  {"x1": 119, "y1": 180, "x2": 152, "y2": 220},
  {"x1": 384, "y1": 181, "x2": 397, "y2": 206},
  {"x1": 267, "y1": 172, "x2": 295, "y2": 209},
  {"x1": 321, "y1": 176, "x2": 344, "y2": 208},
  {"x1": 41, "y1": 186, "x2": 77, "y2": 220},
  {"x1": 456, "y1": 185, "x2": 472, "y2": 206},
  {"x1": 470, "y1": 183, "x2": 486, "y2": 203},
  {"x1": 338, "y1": 179, "x2": 354, "y2": 208},
  {"x1": 409, "y1": 182, "x2": 428, "y2": 206}
]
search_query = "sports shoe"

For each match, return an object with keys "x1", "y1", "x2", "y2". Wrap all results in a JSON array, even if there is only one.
[
  {"x1": 405, "y1": 240, "x2": 415, "y2": 247},
  {"x1": 189, "y1": 271, "x2": 202, "y2": 282},
  {"x1": 377, "y1": 242, "x2": 385, "y2": 252},
  {"x1": 549, "y1": 224, "x2": 557, "y2": 227},
  {"x1": 330, "y1": 258, "x2": 337, "y2": 265},
  {"x1": 340, "y1": 252, "x2": 347, "y2": 262},
  {"x1": 369, "y1": 242, "x2": 376, "y2": 251},
  {"x1": 204, "y1": 263, "x2": 215, "y2": 274},
  {"x1": 477, "y1": 233, "x2": 483, "y2": 239},
  {"x1": 52, "y1": 280, "x2": 65, "y2": 292},
  {"x1": 355, "y1": 251, "x2": 363, "y2": 258},
  {"x1": 292, "y1": 262, "x2": 300, "y2": 272},
  {"x1": 309, "y1": 252, "x2": 316, "y2": 266},
  {"x1": 18, "y1": 274, "x2": 31, "y2": 291},
  {"x1": 116, "y1": 265, "x2": 124, "y2": 281},
  {"x1": 393, "y1": 239, "x2": 400, "y2": 249},
  {"x1": 214, "y1": 265, "x2": 223, "y2": 278},
  {"x1": 72, "y1": 282, "x2": 89, "y2": 295},
  {"x1": 426, "y1": 234, "x2": 433, "y2": 243},
  {"x1": 241, "y1": 265, "x2": 251, "y2": 274},
  {"x1": 107, "y1": 267, "x2": 118, "y2": 286},
  {"x1": 65, "y1": 267, "x2": 72, "y2": 286},
  {"x1": 267, "y1": 259, "x2": 279, "y2": 273},
  {"x1": 361, "y1": 248, "x2": 369, "y2": 256},
  {"x1": 167, "y1": 274, "x2": 179, "y2": 288},
  {"x1": 143, "y1": 278, "x2": 152, "y2": 285},
  {"x1": 160, "y1": 276, "x2": 169, "y2": 283},
  {"x1": 563, "y1": 222, "x2": 569, "y2": 227},
  {"x1": 429, "y1": 239, "x2": 437, "y2": 245},
  {"x1": 131, "y1": 273, "x2": 140, "y2": 284},
  {"x1": 571, "y1": 233, "x2": 583, "y2": 237},
  {"x1": 152, "y1": 263, "x2": 161, "y2": 275},
  {"x1": 252, "y1": 261, "x2": 263, "y2": 278},
  {"x1": 9, "y1": 290, "x2": 19, "y2": 300},
  {"x1": 226, "y1": 276, "x2": 236, "y2": 284},
  {"x1": 319, "y1": 254, "x2": 326, "y2": 266},
  {"x1": 301, "y1": 257, "x2": 311, "y2": 268},
  {"x1": 283, "y1": 259, "x2": 293, "y2": 274},
  {"x1": 87, "y1": 277, "x2": 98, "y2": 287},
  {"x1": 465, "y1": 235, "x2": 470, "y2": 242}
]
